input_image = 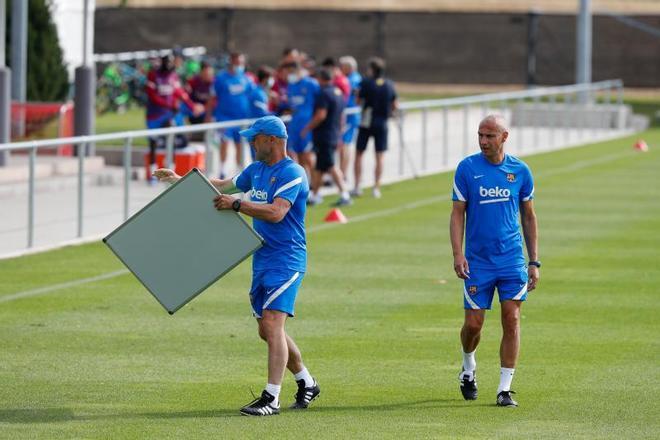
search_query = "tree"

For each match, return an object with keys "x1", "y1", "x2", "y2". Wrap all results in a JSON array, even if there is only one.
[{"x1": 6, "y1": 0, "x2": 69, "y2": 102}]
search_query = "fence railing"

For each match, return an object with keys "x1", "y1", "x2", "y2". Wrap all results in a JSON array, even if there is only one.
[{"x1": 0, "y1": 79, "x2": 625, "y2": 251}]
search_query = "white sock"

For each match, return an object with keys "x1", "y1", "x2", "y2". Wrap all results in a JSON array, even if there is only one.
[
  {"x1": 219, "y1": 162, "x2": 226, "y2": 176},
  {"x1": 294, "y1": 367, "x2": 315, "y2": 388},
  {"x1": 462, "y1": 350, "x2": 476, "y2": 374},
  {"x1": 498, "y1": 367, "x2": 515, "y2": 393},
  {"x1": 341, "y1": 190, "x2": 350, "y2": 200},
  {"x1": 265, "y1": 383, "x2": 281, "y2": 406}
]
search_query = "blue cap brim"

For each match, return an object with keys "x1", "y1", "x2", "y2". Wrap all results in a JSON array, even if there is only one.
[{"x1": 239, "y1": 128, "x2": 257, "y2": 142}]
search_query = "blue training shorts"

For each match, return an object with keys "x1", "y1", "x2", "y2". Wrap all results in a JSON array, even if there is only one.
[
  {"x1": 287, "y1": 123, "x2": 313, "y2": 154},
  {"x1": 342, "y1": 119, "x2": 359, "y2": 145},
  {"x1": 250, "y1": 269, "x2": 304, "y2": 318},
  {"x1": 463, "y1": 265, "x2": 528, "y2": 310}
]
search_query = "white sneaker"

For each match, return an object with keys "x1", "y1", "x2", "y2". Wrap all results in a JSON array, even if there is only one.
[
  {"x1": 306, "y1": 194, "x2": 323, "y2": 206},
  {"x1": 372, "y1": 188, "x2": 382, "y2": 199},
  {"x1": 350, "y1": 188, "x2": 363, "y2": 197}
]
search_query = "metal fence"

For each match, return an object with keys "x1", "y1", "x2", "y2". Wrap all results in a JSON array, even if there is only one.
[{"x1": 0, "y1": 79, "x2": 626, "y2": 252}]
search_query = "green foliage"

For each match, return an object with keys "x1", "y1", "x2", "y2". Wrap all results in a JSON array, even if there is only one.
[
  {"x1": 0, "y1": 129, "x2": 659, "y2": 438},
  {"x1": 6, "y1": 0, "x2": 69, "y2": 102}
]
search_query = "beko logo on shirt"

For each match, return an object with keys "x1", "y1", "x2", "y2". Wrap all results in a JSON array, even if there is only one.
[
  {"x1": 250, "y1": 188, "x2": 268, "y2": 201},
  {"x1": 479, "y1": 186, "x2": 511, "y2": 198}
]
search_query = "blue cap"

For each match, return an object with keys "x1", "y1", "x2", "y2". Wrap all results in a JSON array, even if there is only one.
[{"x1": 239, "y1": 116, "x2": 288, "y2": 142}]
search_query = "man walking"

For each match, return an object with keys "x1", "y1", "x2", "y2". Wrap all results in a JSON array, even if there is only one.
[
  {"x1": 154, "y1": 116, "x2": 320, "y2": 416},
  {"x1": 450, "y1": 115, "x2": 540, "y2": 407},
  {"x1": 302, "y1": 68, "x2": 351, "y2": 207},
  {"x1": 353, "y1": 57, "x2": 397, "y2": 199}
]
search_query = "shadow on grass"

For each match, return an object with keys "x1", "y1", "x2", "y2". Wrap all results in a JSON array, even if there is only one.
[
  {"x1": 0, "y1": 408, "x2": 77, "y2": 423},
  {"x1": 0, "y1": 399, "x2": 493, "y2": 423}
]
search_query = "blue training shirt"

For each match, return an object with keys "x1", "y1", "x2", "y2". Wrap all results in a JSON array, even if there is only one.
[
  {"x1": 287, "y1": 77, "x2": 319, "y2": 127},
  {"x1": 452, "y1": 153, "x2": 535, "y2": 269},
  {"x1": 233, "y1": 157, "x2": 309, "y2": 273},
  {"x1": 213, "y1": 70, "x2": 253, "y2": 120},
  {"x1": 249, "y1": 86, "x2": 271, "y2": 118},
  {"x1": 346, "y1": 71, "x2": 362, "y2": 125}
]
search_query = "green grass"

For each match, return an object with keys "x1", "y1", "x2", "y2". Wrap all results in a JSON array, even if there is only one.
[
  {"x1": 1, "y1": 129, "x2": 659, "y2": 438},
  {"x1": 96, "y1": 108, "x2": 149, "y2": 147}
]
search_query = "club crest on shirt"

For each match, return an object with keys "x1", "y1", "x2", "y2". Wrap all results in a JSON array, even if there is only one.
[
  {"x1": 270, "y1": 176, "x2": 276, "y2": 184},
  {"x1": 506, "y1": 173, "x2": 516, "y2": 182},
  {"x1": 468, "y1": 285, "x2": 478, "y2": 295}
]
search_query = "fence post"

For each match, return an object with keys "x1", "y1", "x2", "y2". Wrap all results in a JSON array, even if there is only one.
[
  {"x1": 421, "y1": 108, "x2": 427, "y2": 171},
  {"x1": 204, "y1": 129, "x2": 213, "y2": 175},
  {"x1": 516, "y1": 98, "x2": 524, "y2": 152},
  {"x1": 28, "y1": 144, "x2": 36, "y2": 247},
  {"x1": 549, "y1": 94, "x2": 556, "y2": 147},
  {"x1": 398, "y1": 112, "x2": 405, "y2": 176},
  {"x1": 533, "y1": 94, "x2": 540, "y2": 150},
  {"x1": 442, "y1": 106, "x2": 449, "y2": 167},
  {"x1": 166, "y1": 133, "x2": 174, "y2": 170},
  {"x1": 123, "y1": 137, "x2": 132, "y2": 221},
  {"x1": 462, "y1": 104, "x2": 469, "y2": 156},
  {"x1": 77, "y1": 141, "x2": 86, "y2": 238}
]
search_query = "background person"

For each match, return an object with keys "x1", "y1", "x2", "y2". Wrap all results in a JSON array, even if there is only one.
[
  {"x1": 303, "y1": 68, "x2": 351, "y2": 207},
  {"x1": 212, "y1": 52, "x2": 254, "y2": 178},
  {"x1": 144, "y1": 54, "x2": 203, "y2": 183},
  {"x1": 282, "y1": 61, "x2": 319, "y2": 177},
  {"x1": 353, "y1": 57, "x2": 397, "y2": 199},
  {"x1": 338, "y1": 55, "x2": 362, "y2": 180}
]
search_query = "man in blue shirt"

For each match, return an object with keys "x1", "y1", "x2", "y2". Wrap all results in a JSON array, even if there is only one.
[
  {"x1": 338, "y1": 56, "x2": 362, "y2": 178},
  {"x1": 212, "y1": 52, "x2": 254, "y2": 178},
  {"x1": 153, "y1": 116, "x2": 319, "y2": 416},
  {"x1": 282, "y1": 61, "x2": 319, "y2": 178},
  {"x1": 450, "y1": 115, "x2": 540, "y2": 408},
  {"x1": 302, "y1": 68, "x2": 351, "y2": 206}
]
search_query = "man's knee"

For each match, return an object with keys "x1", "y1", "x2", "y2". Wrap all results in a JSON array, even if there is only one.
[
  {"x1": 259, "y1": 310, "x2": 287, "y2": 340},
  {"x1": 463, "y1": 313, "x2": 485, "y2": 335},
  {"x1": 501, "y1": 301, "x2": 521, "y2": 334},
  {"x1": 257, "y1": 324, "x2": 268, "y2": 341}
]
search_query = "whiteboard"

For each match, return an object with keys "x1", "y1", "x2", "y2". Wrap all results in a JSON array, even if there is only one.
[{"x1": 103, "y1": 168, "x2": 263, "y2": 314}]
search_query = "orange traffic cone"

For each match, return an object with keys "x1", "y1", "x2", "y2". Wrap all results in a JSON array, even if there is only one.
[
  {"x1": 324, "y1": 208, "x2": 348, "y2": 223},
  {"x1": 633, "y1": 139, "x2": 649, "y2": 152}
]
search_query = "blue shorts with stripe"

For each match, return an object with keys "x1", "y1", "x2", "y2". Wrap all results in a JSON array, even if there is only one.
[
  {"x1": 342, "y1": 119, "x2": 359, "y2": 145},
  {"x1": 463, "y1": 265, "x2": 528, "y2": 310},
  {"x1": 250, "y1": 269, "x2": 304, "y2": 318}
]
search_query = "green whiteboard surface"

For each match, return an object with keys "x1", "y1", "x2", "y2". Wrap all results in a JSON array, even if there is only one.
[{"x1": 103, "y1": 169, "x2": 263, "y2": 314}]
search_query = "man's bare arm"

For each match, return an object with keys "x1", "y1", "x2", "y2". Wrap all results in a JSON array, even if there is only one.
[{"x1": 450, "y1": 201, "x2": 470, "y2": 279}]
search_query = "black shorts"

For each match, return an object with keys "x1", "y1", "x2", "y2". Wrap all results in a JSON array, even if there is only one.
[
  {"x1": 356, "y1": 125, "x2": 388, "y2": 152},
  {"x1": 314, "y1": 141, "x2": 337, "y2": 172}
]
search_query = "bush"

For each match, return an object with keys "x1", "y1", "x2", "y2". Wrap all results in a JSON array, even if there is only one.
[{"x1": 6, "y1": 0, "x2": 69, "y2": 102}]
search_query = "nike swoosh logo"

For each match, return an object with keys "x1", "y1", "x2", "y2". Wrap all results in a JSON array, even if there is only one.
[{"x1": 473, "y1": 175, "x2": 484, "y2": 179}]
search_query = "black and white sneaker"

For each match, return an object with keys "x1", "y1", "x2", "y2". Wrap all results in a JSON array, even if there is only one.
[
  {"x1": 290, "y1": 379, "x2": 321, "y2": 409},
  {"x1": 459, "y1": 369, "x2": 478, "y2": 400},
  {"x1": 239, "y1": 390, "x2": 280, "y2": 416},
  {"x1": 496, "y1": 390, "x2": 518, "y2": 407}
]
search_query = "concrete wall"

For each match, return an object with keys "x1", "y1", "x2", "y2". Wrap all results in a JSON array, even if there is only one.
[{"x1": 94, "y1": 8, "x2": 660, "y2": 86}]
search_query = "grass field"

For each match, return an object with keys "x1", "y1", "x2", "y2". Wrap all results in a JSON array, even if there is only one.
[{"x1": 1, "y1": 129, "x2": 659, "y2": 439}]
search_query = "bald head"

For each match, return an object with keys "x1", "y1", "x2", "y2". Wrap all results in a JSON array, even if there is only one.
[{"x1": 479, "y1": 114, "x2": 508, "y2": 133}]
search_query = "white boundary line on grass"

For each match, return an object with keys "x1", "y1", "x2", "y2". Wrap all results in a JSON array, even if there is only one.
[
  {"x1": 0, "y1": 149, "x2": 637, "y2": 304},
  {"x1": 0, "y1": 270, "x2": 129, "y2": 304}
]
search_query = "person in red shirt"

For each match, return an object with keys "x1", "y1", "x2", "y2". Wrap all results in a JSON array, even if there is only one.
[
  {"x1": 321, "y1": 57, "x2": 350, "y2": 102},
  {"x1": 145, "y1": 55, "x2": 203, "y2": 180},
  {"x1": 184, "y1": 61, "x2": 215, "y2": 124}
]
